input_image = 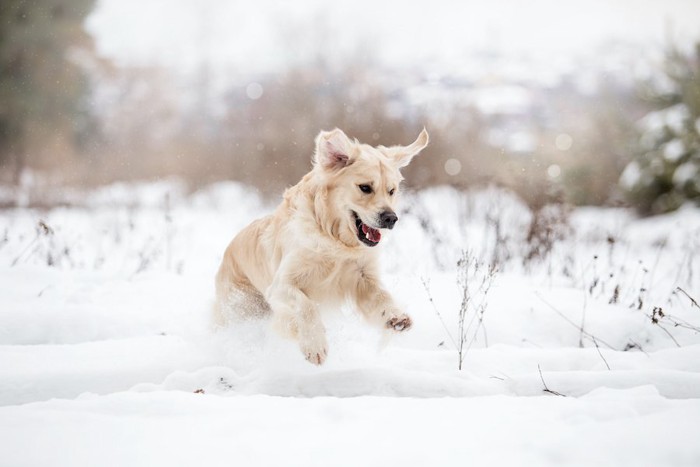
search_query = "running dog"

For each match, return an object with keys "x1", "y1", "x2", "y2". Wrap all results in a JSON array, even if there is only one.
[{"x1": 215, "y1": 128, "x2": 429, "y2": 364}]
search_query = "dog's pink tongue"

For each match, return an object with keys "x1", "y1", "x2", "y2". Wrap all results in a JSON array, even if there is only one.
[{"x1": 362, "y1": 224, "x2": 381, "y2": 243}]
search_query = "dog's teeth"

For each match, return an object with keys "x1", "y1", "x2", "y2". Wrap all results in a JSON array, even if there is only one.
[{"x1": 364, "y1": 226, "x2": 381, "y2": 243}]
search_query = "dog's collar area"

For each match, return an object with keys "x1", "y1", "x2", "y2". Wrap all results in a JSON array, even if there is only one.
[{"x1": 352, "y1": 211, "x2": 381, "y2": 247}]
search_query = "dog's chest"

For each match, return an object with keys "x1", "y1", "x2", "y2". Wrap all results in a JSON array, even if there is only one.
[{"x1": 300, "y1": 254, "x2": 368, "y2": 301}]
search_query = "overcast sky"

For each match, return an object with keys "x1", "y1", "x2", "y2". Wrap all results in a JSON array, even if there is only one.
[{"x1": 87, "y1": 0, "x2": 700, "y2": 74}]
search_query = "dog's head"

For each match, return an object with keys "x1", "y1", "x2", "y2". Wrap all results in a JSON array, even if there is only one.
[{"x1": 312, "y1": 128, "x2": 429, "y2": 248}]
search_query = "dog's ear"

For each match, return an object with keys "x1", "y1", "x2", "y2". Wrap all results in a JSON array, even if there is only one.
[
  {"x1": 390, "y1": 128, "x2": 429, "y2": 169},
  {"x1": 314, "y1": 129, "x2": 354, "y2": 171}
]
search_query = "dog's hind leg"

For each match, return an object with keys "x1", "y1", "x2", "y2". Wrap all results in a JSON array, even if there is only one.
[
  {"x1": 214, "y1": 261, "x2": 270, "y2": 327},
  {"x1": 214, "y1": 282, "x2": 271, "y2": 326}
]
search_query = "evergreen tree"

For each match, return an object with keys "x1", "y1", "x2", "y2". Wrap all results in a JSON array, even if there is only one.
[
  {"x1": 620, "y1": 43, "x2": 700, "y2": 215},
  {"x1": 0, "y1": 0, "x2": 96, "y2": 181}
]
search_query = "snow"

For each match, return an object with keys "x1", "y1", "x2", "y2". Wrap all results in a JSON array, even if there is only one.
[
  {"x1": 2, "y1": 389, "x2": 700, "y2": 467},
  {"x1": 619, "y1": 160, "x2": 642, "y2": 188},
  {"x1": 641, "y1": 104, "x2": 690, "y2": 138},
  {"x1": 674, "y1": 161, "x2": 699, "y2": 188},
  {"x1": 1, "y1": 181, "x2": 700, "y2": 466},
  {"x1": 663, "y1": 139, "x2": 686, "y2": 162}
]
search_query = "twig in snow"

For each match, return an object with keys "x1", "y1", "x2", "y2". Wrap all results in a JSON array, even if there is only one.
[
  {"x1": 592, "y1": 337, "x2": 611, "y2": 370},
  {"x1": 456, "y1": 251, "x2": 497, "y2": 370},
  {"x1": 11, "y1": 238, "x2": 38, "y2": 266},
  {"x1": 664, "y1": 314, "x2": 700, "y2": 332},
  {"x1": 522, "y1": 338, "x2": 543, "y2": 348},
  {"x1": 648, "y1": 238, "x2": 667, "y2": 292},
  {"x1": 655, "y1": 322, "x2": 681, "y2": 347},
  {"x1": 421, "y1": 277, "x2": 458, "y2": 351},
  {"x1": 0, "y1": 228, "x2": 8, "y2": 250},
  {"x1": 534, "y1": 291, "x2": 616, "y2": 350},
  {"x1": 164, "y1": 192, "x2": 174, "y2": 271},
  {"x1": 579, "y1": 285, "x2": 588, "y2": 348},
  {"x1": 624, "y1": 339, "x2": 650, "y2": 357},
  {"x1": 650, "y1": 307, "x2": 682, "y2": 347},
  {"x1": 538, "y1": 364, "x2": 566, "y2": 397},
  {"x1": 11, "y1": 220, "x2": 53, "y2": 266},
  {"x1": 676, "y1": 287, "x2": 699, "y2": 310},
  {"x1": 37, "y1": 285, "x2": 51, "y2": 298},
  {"x1": 651, "y1": 301, "x2": 700, "y2": 333}
]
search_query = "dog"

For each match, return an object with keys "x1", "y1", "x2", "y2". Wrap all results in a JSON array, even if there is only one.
[{"x1": 214, "y1": 128, "x2": 429, "y2": 365}]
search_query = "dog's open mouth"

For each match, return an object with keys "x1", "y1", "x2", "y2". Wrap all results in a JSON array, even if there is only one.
[{"x1": 352, "y1": 211, "x2": 381, "y2": 247}]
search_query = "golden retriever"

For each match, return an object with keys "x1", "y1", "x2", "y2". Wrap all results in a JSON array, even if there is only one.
[{"x1": 215, "y1": 128, "x2": 429, "y2": 364}]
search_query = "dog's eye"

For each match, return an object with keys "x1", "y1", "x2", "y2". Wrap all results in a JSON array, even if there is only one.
[
  {"x1": 389, "y1": 188, "x2": 395, "y2": 196},
  {"x1": 358, "y1": 184, "x2": 373, "y2": 194}
]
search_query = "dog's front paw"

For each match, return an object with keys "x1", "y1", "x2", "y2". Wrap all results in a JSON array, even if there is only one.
[
  {"x1": 299, "y1": 333, "x2": 328, "y2": 365},
  {"x1": 386, "y1": 314, "x2": 412, "y2": 332}
]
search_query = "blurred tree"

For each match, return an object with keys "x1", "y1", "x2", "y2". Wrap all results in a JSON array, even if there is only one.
[
  {"x1": 621, "y1": 43, "x2": 700, "y2": 215},
  {"x1": 0, "y1": 0, "x2": 97, "y2": 182}
]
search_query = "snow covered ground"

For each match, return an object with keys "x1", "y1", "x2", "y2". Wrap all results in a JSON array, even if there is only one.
[{"x1": 1, "y1": 180, "x2": 699, "y2": 466}]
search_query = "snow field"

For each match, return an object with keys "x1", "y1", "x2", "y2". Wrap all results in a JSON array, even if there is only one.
[{"x1": 1, "y1": 180, "x2": 699, "y2": 466}]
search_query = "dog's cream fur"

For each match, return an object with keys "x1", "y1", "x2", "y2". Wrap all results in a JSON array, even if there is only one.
[{"x1": 215, "y1": 128, "x2": 429, "y2": 364}]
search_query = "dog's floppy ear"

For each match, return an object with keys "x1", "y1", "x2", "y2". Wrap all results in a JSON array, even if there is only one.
[
  {"x1": 314, "y1": 128, "x2": 354, "y2": 171},
  {"x1": 390, "y1": 128, "x2": 429, "y2": 169}
]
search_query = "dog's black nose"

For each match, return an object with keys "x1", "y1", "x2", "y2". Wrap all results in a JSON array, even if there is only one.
[{"x1": 379, "y1": 210, "x2": 398, "y2": 229}]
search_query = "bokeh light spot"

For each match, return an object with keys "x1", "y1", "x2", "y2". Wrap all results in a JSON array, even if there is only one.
[
  {"x1": 547, "y1": 164, "x2": 561, "y2": 178},
  {"x1": 555, "y1": 133, "x2": 573, "y2": 151},
  {"x1": 444, "y1": 158, "x2": 461, "y2": 176},
  {"x1": 246, "y1": 82, "x2": 263, "y2": 100}
]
